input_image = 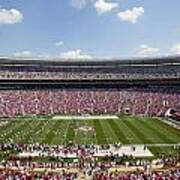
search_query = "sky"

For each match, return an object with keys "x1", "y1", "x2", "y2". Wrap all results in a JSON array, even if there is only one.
[{"x1": 0, "y1": 0, "x2": 180, "y2": 59}]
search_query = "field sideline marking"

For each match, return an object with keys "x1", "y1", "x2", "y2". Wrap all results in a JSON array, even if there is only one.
[{"x1": 52, "y1": 115, "x2": 119, "y2": 120}]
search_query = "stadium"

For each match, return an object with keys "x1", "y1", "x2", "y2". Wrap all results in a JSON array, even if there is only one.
[{"x1": 0, "y1": 56, "x2": 179, "y2": 179}]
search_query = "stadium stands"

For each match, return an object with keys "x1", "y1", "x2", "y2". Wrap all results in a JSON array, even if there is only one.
[
  {"x1": 0, "y1": 170, "x2": 78, "y2": 179},
  {"x1": 0, "y1": 169, "x2": 180, "y2": 179},
  {"x1": 0, "y1": 88, "x2": 179, "y2": 117},
  {"x1": 0, "y1": 57, "x2": 180, "y2": 81},
  {"x1": 0, "y1": 143, "x2": 179, "y2": 179},
  {"x1": 93, "y1": 169, "x2": 180, "y2": 179},
  {"x1": 0, "y1": 57, "x2": 179, "y2": 117}
]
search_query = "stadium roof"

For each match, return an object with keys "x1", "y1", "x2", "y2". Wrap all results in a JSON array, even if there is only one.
[{"x1": 0, "y1": 55, "x2": 180, "y2": 67}]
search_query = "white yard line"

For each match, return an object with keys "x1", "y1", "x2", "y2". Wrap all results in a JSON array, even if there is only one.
[{"x1": 61, "y1": 120, "x2": 71, "y2": 144}]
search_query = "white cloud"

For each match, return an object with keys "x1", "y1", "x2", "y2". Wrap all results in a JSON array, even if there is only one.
[
  {"x1": 70, "y1": 0, "x2": 88, "y2": 9},
  {"x1": 13, "y1": 51, "x2": 32, "y2": 57},
  {"x1": 55, "y1": 41, "x2": 64, "y2": 47},
  {"x1": 60, "y1": 49, "x2": 92, "y2": 59},
  {"x1": 137, "y1": 44, "x2": 159, "y2": 57},
  {"x1": 13, "y1": 51, "x2": 51, "y2": 59},
  {"x1": 37, "y1": 54, "x2": 50, "y2": 58},
  {"x1": 117, "y1": 6, "x2": 144, "y2": 23},
  {"x1": 170, "y1": 43, "x2": 180, "y2": 55},
  {"x1": 94, "y1": 0, "x2": 118, "y2": 15},
  {"x1": 0, "y1": 55, "x2": 8, "y2": 58},
  {"x1": 0, "y1": 8, "x2": 23, "y2": 24}
]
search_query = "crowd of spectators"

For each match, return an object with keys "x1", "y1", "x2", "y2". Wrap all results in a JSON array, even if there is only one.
[
  {"x1": 0, "y1": 65, "x2": 180, "y2": 80},
  {"x1": 0, "y1": 88, "x2": 179, "y2": 117},
  {"x1": 93, "y1": 169, "x2": 180, "y2": 180},
  {"x1": 0, "y1": 143, "x2": 179, "y2": 179},
  {"x1": 0, "y1": 169, "x2": 180, "y2": 180},
  {"x1": 0, "y1": 170, "x2": 78, "y2": 180}
]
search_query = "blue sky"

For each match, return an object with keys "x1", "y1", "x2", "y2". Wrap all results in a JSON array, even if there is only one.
[{"x1": 0, "y1": 0, "x2": 180, "y2": 59}]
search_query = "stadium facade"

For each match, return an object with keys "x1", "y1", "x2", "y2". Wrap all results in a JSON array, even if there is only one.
[{"x1": 0, "y1": 56, "x2": 180, "y2": 117}]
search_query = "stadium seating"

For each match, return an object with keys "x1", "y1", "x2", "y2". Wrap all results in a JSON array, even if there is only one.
[
  {"x1": 0, "y1": 59, "x2": 179, "y2": 117},
  {"x1": 0, "y1": 143, "x2": 179, "y2": 179},
  {"x1": 0, "y1": 64, "x2": 180, "y2": 80},
  {"x1": 0, "y1": 88, "x2": 179, "y2": 117},
  {"x1": 93, "y1": 169, "x2": 180, "y2": 180},
  {"x1": 0, "y1": 170, "x2": 78, "y2": 179}
]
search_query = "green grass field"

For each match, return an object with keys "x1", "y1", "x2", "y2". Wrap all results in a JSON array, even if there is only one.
[{"x1": 0, "y1": 116, "x2": 179, "y2": 155}]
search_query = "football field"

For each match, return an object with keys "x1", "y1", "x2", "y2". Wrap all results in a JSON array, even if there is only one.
[{"x1": 0, "y1": 116, "x2": 179, "y2": 155}]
